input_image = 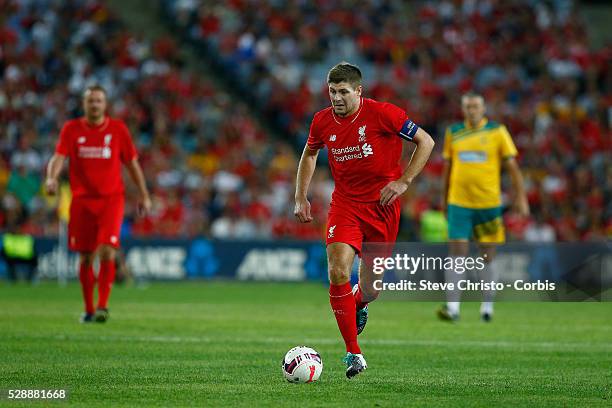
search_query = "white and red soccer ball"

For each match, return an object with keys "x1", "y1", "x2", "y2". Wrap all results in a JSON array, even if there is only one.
[{"x1": 281, "y1": 346, "x2": 323, "y2": 383}]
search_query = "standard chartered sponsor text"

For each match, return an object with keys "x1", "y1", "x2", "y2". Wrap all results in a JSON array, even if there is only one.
[{"x1": 332, "y1": 145, "x2": 363, "y2": 162}]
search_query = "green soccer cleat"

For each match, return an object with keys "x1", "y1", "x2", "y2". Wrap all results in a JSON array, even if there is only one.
[
  {"x1": 342, "y1": 353, "x2": 367, "y2": 379},
  {"x1": 95, "y1": 308, "x2": 109, "y2": 323},
  {"x1": 79, "y1": 312, "x2": 94, "y2": 324},
  {"x1": 356, "y1": 305, "x2": 368, "y2": 335},
  {"x1": 436, "y1": 305, "x2": 459, "y2": 322}
]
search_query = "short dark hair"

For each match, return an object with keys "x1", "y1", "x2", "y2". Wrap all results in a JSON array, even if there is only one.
[
  {"x1": 327, "y1": 62, "x2": 362, "y2": 88},
  {"x1": 83, "y1": 84, "x2": 107, "y2": 98},
  {"x1": 461, "y1": 91, "x2": 484, "y2": 103}
]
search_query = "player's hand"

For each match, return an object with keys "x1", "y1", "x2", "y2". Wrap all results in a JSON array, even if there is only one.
[
  {"x1": 380, "y1": 180, "x2": 410, "y2": 206},
  {"x1": 138, "y1": 195, "x2": 152, "y2": 217},
  {"x1": 515, "y1": 195, "x2": 530, "y2": 217},
  {"x1": 294, "y1": 198, "x2": 313, "y2": 223},
  {"x1": 45, "y1": 178, "x2": 58, "y2": 196}
]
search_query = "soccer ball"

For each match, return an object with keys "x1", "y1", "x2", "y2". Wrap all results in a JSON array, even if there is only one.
[{"x1": 281, "y1": 346, "x2": 323, "y2": 383}]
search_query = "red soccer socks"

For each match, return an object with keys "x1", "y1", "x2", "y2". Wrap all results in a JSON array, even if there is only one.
[
  {"x1": 79, "y1": 263, "x2": 96, "y2": 314},
  {"x1": 329, "y1": 282, "x2": 361, "y2": 354},
  {"x1": 97, "y1": 260, "x2": 116, "y2": 310}
]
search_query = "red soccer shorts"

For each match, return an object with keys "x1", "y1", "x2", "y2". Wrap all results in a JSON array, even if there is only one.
[
  {"x1": 325, "y1": 198, "x2": 401, "y2": 256},
  {"x1": 68, "y1": 195, "x2": 124, "y2": 252}
]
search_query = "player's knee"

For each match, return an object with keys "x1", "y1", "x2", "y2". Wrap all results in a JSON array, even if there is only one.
[
  {"x1": 80, "y1": 253, "x2": 94, "y2": 267},
  {"x1": 98, "y1": 246, "x2": 116, "y2": 262},
  {"x1": 328, "y1": 265, "x2": 350, "y2": 285},
  {"x1": 479, "y1": 244, "x2": 497, "y2": 263}
]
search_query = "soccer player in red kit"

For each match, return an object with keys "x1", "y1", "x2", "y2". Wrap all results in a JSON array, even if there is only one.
[
  {"x1": 294, "y1": 63, "x2": 435, "y2": 378},
  {"x1": 45, "y1": 85, "x2": 151, "y2": 323}
]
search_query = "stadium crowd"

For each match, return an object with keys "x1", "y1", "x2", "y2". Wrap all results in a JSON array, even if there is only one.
[
  {"x1": 0, "y1": 0, "x2": 609, "y2": 242},
  {"x1": 0, "y1": 0, "x2": 327, "y2": 241}
]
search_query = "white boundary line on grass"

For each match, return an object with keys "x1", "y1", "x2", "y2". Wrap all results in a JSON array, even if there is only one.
[{"x1": 45, "y1": 334, "x2": 612, "y2": 351}]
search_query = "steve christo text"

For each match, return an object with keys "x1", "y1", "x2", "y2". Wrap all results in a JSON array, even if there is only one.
[{"x1": 373, "y1": 279, "x2": 556, "y2": 292}]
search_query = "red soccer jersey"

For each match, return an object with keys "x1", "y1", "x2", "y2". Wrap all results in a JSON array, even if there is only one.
[
  {"x1": 55, "y1": 117, "x2": 138, "y2": 197},
  {"x1": 307, "y1": 97, "x2": 418, "y2": 203}
]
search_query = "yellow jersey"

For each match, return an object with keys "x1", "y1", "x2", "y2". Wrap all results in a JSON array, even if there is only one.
[{"x1": 443, "y1": 118, "x2": 517, "y2": 209}]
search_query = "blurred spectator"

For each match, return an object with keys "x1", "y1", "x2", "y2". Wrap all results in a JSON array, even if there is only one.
[
  {"x1": 525, "y1": 213, "x2": 561, "y2": 282},
  {"x1": 7, "y1": 165, "x2": 39, "y2": 212},
  {"x1": 525, "y1": 214, "x2": 556, "y2": 243}
]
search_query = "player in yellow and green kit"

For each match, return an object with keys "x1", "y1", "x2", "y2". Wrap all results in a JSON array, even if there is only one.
[{"x1": 438, "y1": 92, "x2": 529, "y2": 322}]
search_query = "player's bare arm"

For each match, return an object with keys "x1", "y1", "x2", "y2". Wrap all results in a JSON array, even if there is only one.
[
  {"x1": 45, "y1": 153, "x2": 66, "y2": 195},
  {"x1": 504, "y1": 157, "x2": 530, "y2": 216},
  {"x1": 380, "y1": 127, "x2": 435, "y2": 206},
  {"x1": 440, "y1": 159, "x2": 451, "y2": 215},
  {"x1": 126, "y1": 158, "x2": 152, "y2": 215},
  {"x1": 294, "y1": 146, "x2": 319, "y2": 223}
]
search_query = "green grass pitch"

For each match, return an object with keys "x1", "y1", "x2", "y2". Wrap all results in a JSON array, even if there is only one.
[{"x1": 1, "y1": 281, "x2": 611, "y2": 407}]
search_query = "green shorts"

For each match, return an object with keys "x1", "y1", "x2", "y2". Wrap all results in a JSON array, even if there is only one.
[{"x1": 447, "y1": 204, "x2": 505, "y2": 243}]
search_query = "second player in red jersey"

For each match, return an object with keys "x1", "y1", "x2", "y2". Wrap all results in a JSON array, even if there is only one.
[
  {"x1": 295, "y1": 63, "x2": 435, "y2": 378},
  {"x1": 56, "y1": 116, "x2": 138, "y2": 198},
  {"x1": 46, "y1": 85, "x2": 151, "y2": 324}
]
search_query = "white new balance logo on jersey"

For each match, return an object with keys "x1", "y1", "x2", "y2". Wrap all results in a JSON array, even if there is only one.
[
  {"x1": 362, "y1": 143, "x2": 373, "y2": 157},
  {"x1": 329, "y1": 134, "x2": 336, "y2": 142},
  {"x1": 328, "y1": 225, "x2": 336, "y2": 239}
]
